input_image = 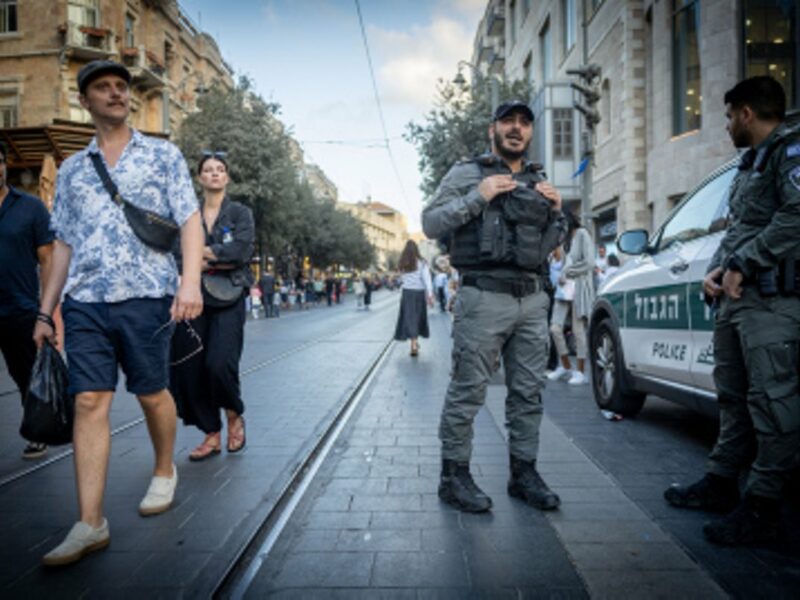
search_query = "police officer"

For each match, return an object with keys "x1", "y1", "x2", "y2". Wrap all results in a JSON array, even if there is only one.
[
  {"x1": 665, "y1": 76, "x2": 800, "y2": 546},
  {"x1": 422, "y1": 101, "x2": 566, "y2": 513}
]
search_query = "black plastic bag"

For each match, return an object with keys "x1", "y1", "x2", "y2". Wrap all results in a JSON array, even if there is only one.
[{"x1": 20, "y1": 340, "x2": 74, "y2": 445}]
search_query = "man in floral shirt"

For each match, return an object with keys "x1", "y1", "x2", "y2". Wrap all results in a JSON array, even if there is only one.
[{"x1": 34, "y1": 60, "x2": 204, "y2": 567}]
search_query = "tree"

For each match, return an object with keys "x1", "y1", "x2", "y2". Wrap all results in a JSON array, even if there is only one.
[
  {"x1": 175, "y1": 77, "x2": 374, "y2": 276},
  {"x1": 405, "y1": 76, "x2": 532, "y2": 198}
]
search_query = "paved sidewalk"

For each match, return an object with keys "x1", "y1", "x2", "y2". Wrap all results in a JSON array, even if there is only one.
[
  {"x1": 0, "y1": 294, "x2": 400, "y2": 597},
  {"x1": 248, "y1": 311, "x2": 726, "y2": 598}
]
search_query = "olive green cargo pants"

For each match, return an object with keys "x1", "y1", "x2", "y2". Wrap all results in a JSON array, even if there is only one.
[
  {"x1": 439, "y1": 285, "x2": 550, "y2": 463},
  {"x1": 709, "y1": 287, "x2": 800, "y2": 499}
]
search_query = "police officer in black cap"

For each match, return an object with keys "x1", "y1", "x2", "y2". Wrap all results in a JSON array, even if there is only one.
[{"x1": 422, "y1": 101, "x2": 566, "y2": 513}]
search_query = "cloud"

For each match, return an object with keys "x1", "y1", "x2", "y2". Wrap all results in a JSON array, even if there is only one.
[
  {"x1": 371, "y1": 16, "x2": 477, "y2": 109},
  {"x1": 442, "y1": 0, "x2": 486, "y2": 19}
]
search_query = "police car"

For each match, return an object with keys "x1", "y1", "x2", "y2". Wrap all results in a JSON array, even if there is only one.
[{"x1": 588, "y1": 153, "x2": 745, "y2": 417}]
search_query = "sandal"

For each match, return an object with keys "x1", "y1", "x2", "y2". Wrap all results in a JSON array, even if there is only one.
[
  {"x1": 227, "y1": 416, "x2": 246, "y2": 453},
  {"x1": 189, "y1": 432, "x2": 221, "y2": 462},
  {"x1": 410, "y1": 343, "x2": 419, "y2": 357}
]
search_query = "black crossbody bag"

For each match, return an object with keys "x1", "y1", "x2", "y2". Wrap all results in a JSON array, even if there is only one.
[{"x1": 90, "y1": 153, "x2": 180, "y2": 253}]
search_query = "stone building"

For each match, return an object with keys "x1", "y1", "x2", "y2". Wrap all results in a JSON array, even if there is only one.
[
  {"x1": 338, "y1": 199, "x2": 409, "y2": 270},
  {"x1": 0, "y1": 0, "x2": 233, "y2": 197},
  {"x1": 473, "y1": 0, "x2": 798, "y2": 249}
]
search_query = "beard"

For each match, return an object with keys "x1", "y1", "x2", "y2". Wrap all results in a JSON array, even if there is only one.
[
  {"x1": 493, "y1": 128, "x2": 530, "y2": 161},
  {"x1": 730, "y1": 128, "x2": 752, "y2": 149}
]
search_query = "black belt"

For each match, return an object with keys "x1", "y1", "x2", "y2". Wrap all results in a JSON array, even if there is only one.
[{"x1": 461, "y1": 275, "x2": 541, "y2": 298}]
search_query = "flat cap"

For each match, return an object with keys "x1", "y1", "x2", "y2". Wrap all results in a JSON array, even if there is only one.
[{"x1": 77, "y1": 60, "x2": 131, "y2": 94}]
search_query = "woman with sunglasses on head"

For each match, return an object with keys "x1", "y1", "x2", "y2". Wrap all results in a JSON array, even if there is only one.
[{"x1": 170, "y1": 152, "x2": 255, "y2": 460}]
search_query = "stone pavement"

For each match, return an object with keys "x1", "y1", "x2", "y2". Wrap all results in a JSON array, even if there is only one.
[
  {"x1": 0, "y1": 292, "x2": 400, "y2": 597},
  {"x1": 247, "y1": 310, "x2": 727, "y2": 598}
]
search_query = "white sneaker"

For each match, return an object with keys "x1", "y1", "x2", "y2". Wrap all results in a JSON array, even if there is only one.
[
  {"x1": 42, "y1": 519, "x2": 110, "y2": 567},
  {"x1": 567, "y1": 371, "x2": 588, "y2": 385},
  {"x1": 547, "y1": 366, "x2": 570, "y2": 381},
  {"x1": 139, "y1": 463, "x2": 178, "y2": 516}
]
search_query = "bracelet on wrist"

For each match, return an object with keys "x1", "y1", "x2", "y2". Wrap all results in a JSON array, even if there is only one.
[{"x1": 36, "y1": 312, "x2": 55, "y2": 329}]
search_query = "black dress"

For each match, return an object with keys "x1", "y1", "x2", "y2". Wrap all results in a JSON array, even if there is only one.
[{"x1": 170, "y1": 197, "x2": 255, "y2": 433}]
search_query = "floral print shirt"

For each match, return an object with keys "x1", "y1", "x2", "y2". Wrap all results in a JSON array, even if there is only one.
[{"x1": 51, "y1": 129, "x2": 198, "y2": 303}]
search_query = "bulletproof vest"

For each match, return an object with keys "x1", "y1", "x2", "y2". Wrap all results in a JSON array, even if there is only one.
[{"x1": 449, "y1": 154, "x2": 555, "y2": 272}]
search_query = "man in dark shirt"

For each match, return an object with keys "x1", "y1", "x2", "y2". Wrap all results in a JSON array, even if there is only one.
[{"x1": 0, "y1": 141, "x2": 55, "y2": 459}]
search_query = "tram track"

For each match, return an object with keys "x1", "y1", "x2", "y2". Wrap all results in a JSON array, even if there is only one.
[
  {"x1": 0, "y1": 296, "x2": 397, "y2": 490},
  {"x1": 213, "y1": 336, "x2": 395, "y2": 599}
]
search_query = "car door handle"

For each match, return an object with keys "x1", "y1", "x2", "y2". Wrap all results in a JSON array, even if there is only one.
[{"x1": 670, "y1": 260, "x2": 689, "y2": 274}]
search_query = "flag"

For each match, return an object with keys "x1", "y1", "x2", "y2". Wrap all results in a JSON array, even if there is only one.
[{"x1": 572, "y1": 157, "x2": 589, "y2": 179}]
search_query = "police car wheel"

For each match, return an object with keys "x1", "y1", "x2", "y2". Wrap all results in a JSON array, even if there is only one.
[{"x1": 590, "y1": 318, "x2": 646, "y2": 416}]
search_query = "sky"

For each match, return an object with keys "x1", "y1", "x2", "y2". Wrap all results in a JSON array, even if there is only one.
[{"x1": 179, "y1": 0, "x2": 486, "y2": 232}]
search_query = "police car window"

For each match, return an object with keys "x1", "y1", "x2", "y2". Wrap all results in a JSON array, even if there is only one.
[{"x1": 658, "y1": 167, "x2": 736, "y2": 252}]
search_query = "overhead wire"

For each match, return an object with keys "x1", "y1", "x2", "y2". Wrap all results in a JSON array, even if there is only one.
[{"x1": 353, "y1": 0, "x2": 412, "y2": 215}]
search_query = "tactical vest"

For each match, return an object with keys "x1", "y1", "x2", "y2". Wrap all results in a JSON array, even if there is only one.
[{"x1": 449, "y1": 154, "x2": 557, "y2": 273}]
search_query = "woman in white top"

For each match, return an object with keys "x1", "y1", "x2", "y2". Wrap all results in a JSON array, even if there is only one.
[
  {"x1": 394, "y1": 240, "x2": 433, "y2": 356},
  {"x1": 548, "y1": 209, "x2": 596, "y2": 385}
]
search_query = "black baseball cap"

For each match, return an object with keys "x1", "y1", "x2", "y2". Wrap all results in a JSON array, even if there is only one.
[
  {"x1": 493, "y1": 100, "x2": 534, "y2": 122},
  {"x1": 77, "y1": 60, "x2": 131, "y2": 94}
]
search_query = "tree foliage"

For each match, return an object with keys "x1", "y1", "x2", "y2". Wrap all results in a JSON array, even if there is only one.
[
  {"x1": 175, "y1": 77, "x2": 374, "y2": 275},
  {"x1": 405, "y1": 76, "x2": 532, "y2": 198}
]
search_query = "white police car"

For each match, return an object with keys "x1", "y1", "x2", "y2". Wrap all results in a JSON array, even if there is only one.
[{"x1": 588, "y1": 159, "x2": 738, "y2": 417}]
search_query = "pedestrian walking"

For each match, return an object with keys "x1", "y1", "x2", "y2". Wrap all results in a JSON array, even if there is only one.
[
  {"x1": 422, "y1": 100, "x2": 566, "y2": 513},
  {"x1": 0, "y1": 140, "x2": 55, "y2": 459},
  {"x1": 394, "y1": 241, "x2": 434, "y2": 356},
  {"x1": 304, "y1": 278, "x2": 315, "y2": 307},
  {"x1": 258, "y1": 270, "x2": 275, "y2": 317},
  {"x1": 313, "y1": 277, "x2": 324, "y2": 305},
  {"x1": 665, "y1": 76, "x2": 800, "y2": 546},
  {"x1": 170, "y1": 152, "x2": 254, "y2": 461},
  {"x1": 433, "y1": 269, "x2": 448, "y2": 312},
  {"x1": 33, "y1": 60, "x2": 204, "y2": 566},
  {"x1": 547, "y1": 209, "x2": 595, "y2": 385},
  {"x1": 363, "y1": 275, "x2": 373, "y2": 310},
  {"x1": 279, "y1": 280, "x2": 289, "y2": 310},
  {"x1": 354, "y1": 275, "x2": 366, "y2": 309},
  {"x1": 272, "y1": 282, "x2": 282, "y2": 317}
]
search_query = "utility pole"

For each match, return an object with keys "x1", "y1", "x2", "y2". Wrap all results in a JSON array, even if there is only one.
[{"x1": 566, "y1": 63, "x2": 601, "y2": 225}]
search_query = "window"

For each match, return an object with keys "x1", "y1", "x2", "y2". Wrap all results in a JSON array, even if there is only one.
[
  {"x1": 672, "y1": 0, "x2": 701, "y2": 135},
  {"x1": 540, "y1": 19, "x2": 551, "y2": 82},
  {"x1": 523, "y1": 53, "x2": 533, "y2": 89},
  {"x1": 0, "y1": 91, "x2": 17, "y2": 127},
  {"x1": 743, "y1": 0, "x2": 798, "y2": 108},
  {"x1": 0, "y1": 0, "x2": 16, "y2": 33},
  {"x1": 553, "y1": 108, "x2": 573, "y2": 159},
  {"x1": 509, "y1": 0, "x2": 517, "y2": 46},
  {"x1": 601, "y1": 79, "x2": 611, "y2": 136},
  {"x1": 562, "y1": 0, "x2": 576, "y2": 55},
  {"x1": 68, "y1": 0, "x2": 99, "y2": 27},
  {"x1": 657, "y1": 167, "x2": 736, "y2": 251},
  {"x1": 125, "y1": 13, "x2": 135, "y2": 48}
]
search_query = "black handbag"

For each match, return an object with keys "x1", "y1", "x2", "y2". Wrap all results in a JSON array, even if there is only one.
[
  {"x1": 202, "y1": 271, "x2": 244, "y2": 306},
  {"x1": 90, "y1": 153, "x2": 180, "y2": 253}
]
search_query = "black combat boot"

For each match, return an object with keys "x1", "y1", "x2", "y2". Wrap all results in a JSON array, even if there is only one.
[
  {"x1": 664, "y1": 473, "x2": 740, "y2": 513},
  {"x1": 438, "y1": 459, "x2": 492, "y2": 513},
  {"x1": 702, "y1": 494, "x2": 780, "y2": 546},
  {"x1": 508, "y1": 454, "x2": 560, "y2": 510}
]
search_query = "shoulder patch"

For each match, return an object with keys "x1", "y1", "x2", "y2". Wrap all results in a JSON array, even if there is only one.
[
  {"x1": 787, "y1": 143, "x2": 800, "y2": 159},
  {"x1": 789, "y1": 165, "x2": 800, "y2": 192}
]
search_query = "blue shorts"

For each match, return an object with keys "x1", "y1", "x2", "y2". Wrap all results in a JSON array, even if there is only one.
[{"x1": 63, "y1": 296, "x2": 173, "y2": 396}]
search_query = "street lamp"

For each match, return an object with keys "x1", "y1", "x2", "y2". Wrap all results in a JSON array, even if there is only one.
[{"x1": 453, "y1": 60, "x2": 500, "y2": 113}]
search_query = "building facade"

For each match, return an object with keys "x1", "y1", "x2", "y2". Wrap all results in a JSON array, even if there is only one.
[
  {"x1": 338, "y1": 199, "x2": 409, "y2": 270},
  {"x1": 0, "y1": 0, "x2": 233, "y2": 196},
  {"x1": 475, "y1": 0, "x2": 798, "y2": 250}
]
